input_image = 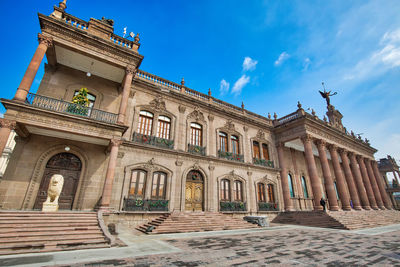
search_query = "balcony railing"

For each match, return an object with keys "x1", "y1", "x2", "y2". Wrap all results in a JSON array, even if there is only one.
[
  {"x1": 220, "y1": 201, "x2": 247, "y2": 212},
  {"x1": 258, "y1": 202, "x2": 279, "y2": 211},
  {"x1": 132, "y1": 132, "x2": 174, "y2": 149},
  {"x1": 123, "y1": 198, "x2": 169, "y2": 211},
  {"x1": 188, "y1": 144, "x2": 206, "y2": 156},
  {"x1": 253, "y1": 158, "x2": 274, "y2": 168},
  {"x1": 218, "y1": 150, "x2": 244, "y2": 162},
  {"x1": 25, "y1": 93, "x2": 118, "y2": 124}
]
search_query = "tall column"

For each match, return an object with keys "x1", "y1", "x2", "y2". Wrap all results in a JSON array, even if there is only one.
[
  {"x1": 316, "y1": 140, "x2": 339, "y2": 211},
  {"x1": 117, "y1": 66, "x2": 136, "y2": 124},
  {"x1": 339, "y1": 149, "x2": 361, "y2": 210},
  {"x1": 349, "y1": 153, "x2": 371, "y2": 210},
  {"x1": 357, "y1": 156, "x2": 378, "y2": 209},
  {"x1": 276, "y1": 142, "x2": 293, "y2": 211},
  {"x1": 99, "y1": 139, "x2": 122, "y2": 209},
  {"x1": 328, "y1": 145, "x2": 351, "y2": 210},
  {"x1": 301, "y1": 135, "x2": 323, "y2": 211},
  {"x1": 372, "y1": 161, "x2": 393, "y2": 209},
  {"x1": 365, "y1": 159, "x2": 384, "y2": 209},
  {"x1": 0, "y1": 119, "x2": 16, "y2": 156},
  {"x1": 14, "y1": 34, "x2": 53, "y2": 101}
]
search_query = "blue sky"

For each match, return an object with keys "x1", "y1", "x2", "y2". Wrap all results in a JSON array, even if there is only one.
[{"x1": 0, "y1": 0, "x2": 399, "y2": 164}]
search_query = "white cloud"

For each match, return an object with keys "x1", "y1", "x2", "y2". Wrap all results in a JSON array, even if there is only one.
[
  {"x1": 232, "y1": 75, "x2": 250, "y2": 95},
  {"x1": 274, "y1": 52, "x2": 290, "y2": 66},
  {"x1": 302, "y1": 58, "x2": 311, "y2": 71},
  {"x1": 242, "y1": 57, "x2": 258, "y2": 71},
  {"x1": 219, "y1": 79, "x2": 230, "y2": 95}
]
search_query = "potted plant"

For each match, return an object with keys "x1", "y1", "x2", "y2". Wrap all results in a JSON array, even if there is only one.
[{"x1": 67, "y1": 87, "x2": 90, "y2": 116}]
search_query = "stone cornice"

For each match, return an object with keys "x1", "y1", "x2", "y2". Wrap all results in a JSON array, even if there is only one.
[
  {"x1": 38, "y1": 13, "x2": 143, "y2": 67},
  {"x1": 120, "y1": 140, "x2": 280, "y2": 172},
  {"x1": 133, "y1": 78, "x2": 275, "y2": 132}
]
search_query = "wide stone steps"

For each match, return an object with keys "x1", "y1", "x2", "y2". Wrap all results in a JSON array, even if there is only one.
[
  {"x1": 272, "y1": 210, "x2": 400, "y2": 230},
  {"x1": 0, "y1": 211, "x2": 110, "y2": 255},
  {"x1": 137, "y1": 212, "x2": 259, "y2": 234}
]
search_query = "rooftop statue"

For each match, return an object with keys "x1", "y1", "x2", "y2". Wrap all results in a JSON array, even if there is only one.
[
  {"x1": 101, "y1": 17, "x2": 114, "y2": 26},
  {"x1": 319, "y1": 82, "x2": 337, "y2": 107}
]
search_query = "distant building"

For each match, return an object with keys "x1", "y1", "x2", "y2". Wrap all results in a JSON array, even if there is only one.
[{"x1": 0, "y1": 2, "x2": 394, "y2": 224}]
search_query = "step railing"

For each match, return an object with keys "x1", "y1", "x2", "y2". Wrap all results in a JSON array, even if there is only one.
[
  {"x1": 123, "y1": 198, "x2": 169, "y2": 211},
  {"x1": 219, "y1": 201, "x2": 247, "y2": 212},
  {"x1": 25, "y1": 93, "x2": 118, "y2": 124},
  {"x1": 258, "y1": 202, "x2": 279, "y2": 211}
]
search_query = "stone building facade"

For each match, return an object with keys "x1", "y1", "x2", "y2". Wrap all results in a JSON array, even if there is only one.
[{"x1": 0, "y1": 2, "x2": 393, "y2": 223}]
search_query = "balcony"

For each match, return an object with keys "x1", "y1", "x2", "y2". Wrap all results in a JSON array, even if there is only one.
[
  {"x1": 188, "y1": 144, "x2": 206, "y2": 156},
  {"x1": 253, "y1": 158, "x2": 274, "y2": 168},
  {"x1": 220, "y1": 201, "x2": 247, "y2": 212},
  {"x1": 258, "y1": 202, "x2": 279, "y2": 211},
  {"x1": 132, "y1": 132, "x2": 174, "y2": 150},
  {"x1": 218, "y1": 150, "x2": 244, "y2": 162},
  {"x1": 123, "y1": 198, "x2": 169, "y2": 212},
  {"x1": 25, "y1": 93, "x2": 118, "y2": 124}
]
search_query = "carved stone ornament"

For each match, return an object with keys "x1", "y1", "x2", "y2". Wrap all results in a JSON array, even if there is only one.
[
  {"x1": 125, "y1": 66, "x2": 136, "y2": 75},
  {"x1": 0, "y1": 119, "x2": 16, "y2": 130},
  {"x1": 188, "y1": 106, "x2": 205, "y2": 121},
  {"x1": 175, "y1": 160, "x2": 183, "y2": 166},
  {"x1": 129, "y1": 90, "x2": 136, "y2": 98},
  {"x1": 256, "y1": 129, "x2": 265, "y2": 140},
  {"x1": 178, "y1": 105, "x2": 186, "y2": 114},
  {"x1": 208, "y1": 115, "x2": 214, "y2": 122},
  {"x1": 300, "y1": 134, "x2": 313, "y2": 143},
  {"x1": 243, "y1": 126, "x2": 248, "y2": 132},
  {"x1": 110, "y1": 139, "x2": 123, "y2": 147},
  {"x1": 117, "y1": 152, "x2": 125, "y2": 158},
  {"x1": 38, "y1": 33, "x2": 53, "y2": 48},
  {"x1": 208, "y1": 165, "x2": 215, "y2": 171},
  {"x1": 149, "y1": 95, "x2": 166, "y2": 112},
  {"x1": 192, "y1": 161, "x2": 200, "y2": 171},
  {"x1": 145, "y1": 158, "x2": 157, "y2": 171},
  {"x1": 225, "y1": 119, "x2": 235, "y2": 131},
  {"x1": 230, "y1": 170, "x2": 235, "y2": 176}
]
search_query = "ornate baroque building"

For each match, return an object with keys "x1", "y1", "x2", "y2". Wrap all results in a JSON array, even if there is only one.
[{"x1": 0, "y1": 2, "x2": 394, "y2": 224}]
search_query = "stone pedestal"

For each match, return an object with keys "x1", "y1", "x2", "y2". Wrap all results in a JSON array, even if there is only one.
[
  {"x1": 326, "y1": 105, "x2": 344, "y2": 131},
  {"x1": 42, "y1": 202, "x2": 59, "y2": 212}
]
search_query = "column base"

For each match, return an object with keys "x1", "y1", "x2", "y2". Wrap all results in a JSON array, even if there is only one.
[
  {"x1": 341, "y1": 206, "x2": 352, "y2": 211},
  {"x1": 371, "y1": 206, "x2": 379, "y2": 210},
  {"x1": 378, "y1": 206, "x2": 386, "y2": 210},
  {"x1": 329, "y1": 206, "x2": 340, "y2": 211},
  {"x1": 362, "y1": 206, "x2": 371, "y2": 210},
  {"x1": 353, "y1": 206, "x2": 362, "y2": 210},
  {"x1": 97, "y1": 205, "x2": 115, "y2": 212},
  {"x1": 284, "y1": 207, "x2": 296, "y2": 211}
]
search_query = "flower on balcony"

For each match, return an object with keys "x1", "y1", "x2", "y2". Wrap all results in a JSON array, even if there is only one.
[{"x1": 72, "y1": 87, "x2": 90, "y2": 107}]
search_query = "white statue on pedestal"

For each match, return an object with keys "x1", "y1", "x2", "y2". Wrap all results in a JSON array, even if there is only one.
[{"x1": 42, "y1": 174, "x2": 64, "y2": 212}]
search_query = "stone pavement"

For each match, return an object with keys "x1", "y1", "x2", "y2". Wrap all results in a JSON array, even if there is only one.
[{"x1": 0, "y1": 224, "x2": 400, "y2": 267}]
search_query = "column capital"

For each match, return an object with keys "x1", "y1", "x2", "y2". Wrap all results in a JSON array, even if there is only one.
[
  {"x1": 276, "y1": 141, "x2": 285, "y2": 149},
  {"x1": 110, "y1": 138, "x2": 123, "y2": 147},
  {"x1": 0, "y1": 119, "x2": 16, "y2": 130},
  {"x1": 37, "y1": 33, "x2": 53, "y2": 48},
  {"x1": 125, "y1": 66, "x2": 137, "y2": 75},
  {"x1": 300, "y1": 134, "x2": 313, "y2": 143},
  {"x1": 356, "y1": 154, "x2": 363, "y2": 160},
  {"x1": 314, "y1": 139, "x2": 326, "y2": 147},
  {"x1": 326, "y1": 143, "x2": 337, "y2": 151}
]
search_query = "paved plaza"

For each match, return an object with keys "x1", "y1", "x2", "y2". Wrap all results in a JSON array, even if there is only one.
[{"x1": 1, "y1": 224, "x2": 400, "y2": 267}]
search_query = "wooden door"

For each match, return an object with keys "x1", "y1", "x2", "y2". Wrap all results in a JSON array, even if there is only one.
[
  {"x1": 185, "y1": 170, "x2": 204, "y2": 211},
  {"x1": 34, "y1": 153, "x2": 82, "y2": 210}
]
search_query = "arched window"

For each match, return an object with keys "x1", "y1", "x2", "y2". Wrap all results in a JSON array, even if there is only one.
[
  {"x1": 233, "y1": 180, "x2": 243, "y2": 201},
  {"x1": 157, "y1": 115, "x2": 171, "y2": 139},
  {"x1": 190, "y1": 123, "x2": 202, "y2": 146},
  {"x1": 231, "y1": 135, "x2": 239, "y2": 154},
  {"x1": 74, "y1": 91, "x2": 96, "y2": 108},
  {"x1": 219, "y1": 132, "x2": 228, "y2": 152},
  {"x1": 257, "y1": 183, "x2": 266, "y2": 202},
  {"x1": 267, "y1": 184, "x2": 275, "y2": 203},
  {"x1": 301, "y1": 176, "x2": 308, "y2": 198},
  {"x1": 137, "y1": 111, "x2": 154, "y2": 135},
  {"x1": 253, "y1": 141, "x2": 260, "y2": 158},
  {"x1": 262, "y1": 144, "x2": 269, "y2": 160},
  {"x1": 151, "y1": 172, "x2": 167, "y2": 199},
  {"x1": 129, "y1": 170, "x2": 147, "y2": 198},
  {"x1": 288, "y1": 174, "x2": 295, "y2": 198},
  {"x1": 220, "y1": 179, "x2": 230, "y2": 201}
]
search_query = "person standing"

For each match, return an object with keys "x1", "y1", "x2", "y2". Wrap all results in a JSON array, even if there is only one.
[{"x1": 320, "y1": 198, "x2": 326, "y2": 211}]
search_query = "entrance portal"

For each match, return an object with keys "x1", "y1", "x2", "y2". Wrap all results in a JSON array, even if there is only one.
[
  {"x1": 185, "y1": 170, "x2": 204, "y2": 211},
  {"x1": 34, "y1": 153, "x2": 82, "y2": 210}
]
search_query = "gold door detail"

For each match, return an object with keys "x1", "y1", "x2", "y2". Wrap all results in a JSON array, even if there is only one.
[{"x1": 185, "y1": 170, "x2": 204, "y2": 211}]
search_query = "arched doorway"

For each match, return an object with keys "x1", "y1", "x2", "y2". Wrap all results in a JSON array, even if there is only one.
[
  {"x1": 34, "y1": 153, "x2": 82, "y2": 210},
  {"x1": 185, "y1": 170, "x2": 204, "y2": 211}
]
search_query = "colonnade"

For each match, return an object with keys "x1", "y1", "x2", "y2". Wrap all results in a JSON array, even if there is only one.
[{"x1": 276, "y1": 135, "x2": 393, "y2": 211}]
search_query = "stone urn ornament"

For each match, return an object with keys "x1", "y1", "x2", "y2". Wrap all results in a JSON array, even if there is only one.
[{"x1": 42, "y1": 174, "x2": 64, "y2": 212}]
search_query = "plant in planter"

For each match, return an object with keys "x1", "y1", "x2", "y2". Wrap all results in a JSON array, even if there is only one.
[{"x1": 67, "y1": 87, "x2": 90, "y2": 116}]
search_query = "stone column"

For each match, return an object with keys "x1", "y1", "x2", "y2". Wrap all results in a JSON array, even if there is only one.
[
  {"x1": 276, "y1": 142, "x2": 293, "y2": 211},
  {"x1": 357, "y1": 156, "x2": 378, "y2": 210},
  {"x1": 14, "y1": 34, "x2": 53, "y2": 101},
  {"x1": 328, "y1": 145, "x2": 351, "y2": 210},
  {"x1": 0, "y1": 119, "x2": 16, "y2": 156},
  {"x1": 117, "y1": 66, "x2": 136, "y2": 124},
  {"x1": 99, "y1": 139, "x2": 122, "y2": 209},
  {"x1": 247, "y1": 170, "x2": 257, "y2": 213},
  {"x1": 208, "y1": 115, "x2": 216, "y2": 157},
  {"x1": 365, "y1": 159, "x2": 384, "y2": 209},
  {"x1": 372, "y1": 161, "x2": 393, "y2": 209},
  {"x1": 208, "y1": 165, "x2": 215, "y2": 211},
  {"x1": 301, "y1": 135, "x2": 323, "y2": 211},
  {"x1": 349, "y1": 153, "x2": 370, "y2": 210},
  {"x1": 316, "y1": 140, "x2": 339, "y2": 211},
  {"x1": 338, "y1": 149, "x2": 361, "y2": 210}
]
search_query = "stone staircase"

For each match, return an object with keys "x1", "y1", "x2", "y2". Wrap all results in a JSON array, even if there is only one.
[
  {"x1": 137, "y1": 212, "x2": 260, "y2": 234},
  {"x1": 271, "y1": 210, "x2": 400, "y2": 230},
  {"x1": 0, "y1": 211, "x2": 111, "y2": 255}
]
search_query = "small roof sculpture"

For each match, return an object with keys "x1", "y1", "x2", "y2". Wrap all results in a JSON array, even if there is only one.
[{"x1": 319, "y1": 82, "x2": 337, "y2": 108}]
